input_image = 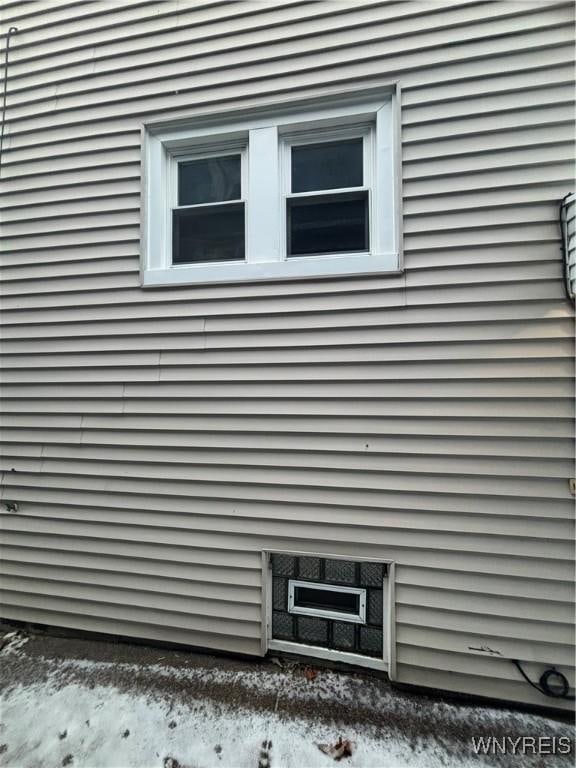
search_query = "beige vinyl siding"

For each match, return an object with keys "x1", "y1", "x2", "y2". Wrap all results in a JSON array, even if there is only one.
[{"x1": 0, "y1": 0, "x2": 574, "y2": 710}]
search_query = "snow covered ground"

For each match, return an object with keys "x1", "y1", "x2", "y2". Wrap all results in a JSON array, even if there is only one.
[
  {"x1": 0, "y1": 679, "x2": 470, "y2": 768},
  {"x1": 0, "y1": 629, "x2": 573, "y2": 768}
]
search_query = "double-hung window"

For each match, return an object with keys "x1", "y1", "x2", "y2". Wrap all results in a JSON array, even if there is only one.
[
  {"x1": 172, "y1": 149, "x2": 246, "y2": 265},
  {"x1": 142, "y1": 84, "x2": 400, "y2": 286},
  {"x1": 285, "y1": 131, "x2": 371, "y2": 259}
]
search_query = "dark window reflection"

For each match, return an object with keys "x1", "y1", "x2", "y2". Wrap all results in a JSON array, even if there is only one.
[
  {"x1": 288, "y1": 192, "x2": 368, "y2": 256},
  {"x1": 292, "y1": 139, "x2": 363, "y2": 193},
  {"x1": 173, "y1": 203, "x2": 245, "y2": 264},
  {"x1": 294, "y1": 587, "x2": 360, "y2": 614},
  {"x1": 178, "y1": 155, "x2": 241, "y2": 206}
]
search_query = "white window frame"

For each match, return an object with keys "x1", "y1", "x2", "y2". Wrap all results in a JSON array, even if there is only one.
[
  {"x1": 287, "y1": 579, "x2": 367, "y2": 624},
  {"x1": 141, "y1": 83, "x2": 401, "y2": 287},
  {"x1": 281, "y1": 124, "x2": 373, "y2": 260},
  {"x1": 169, "y1": 144, "x2": 248, "y2": 265}
]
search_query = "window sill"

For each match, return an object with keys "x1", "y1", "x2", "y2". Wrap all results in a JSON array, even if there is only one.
[
  {"x1": 268, "y1": 639, "x2": 388, "y2": 671},
  {"x1": 142, "y1": 251, "x2": 401, "y2": 287}
]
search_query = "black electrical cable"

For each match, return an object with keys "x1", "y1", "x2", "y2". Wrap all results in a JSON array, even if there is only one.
[
  {"x1": 0, "y1": 26, "x2": 18, "y2": 177},
  {"x1": 511, "y1": 659, "x2": 575, "y2": 700},
  {"x1": 512, "y1": 659, "x2": 549, "y2": 695}
]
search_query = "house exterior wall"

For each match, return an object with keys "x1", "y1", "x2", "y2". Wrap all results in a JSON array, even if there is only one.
[{"x1": 0, "y1": 0, "x2": 574, "y2": 710}]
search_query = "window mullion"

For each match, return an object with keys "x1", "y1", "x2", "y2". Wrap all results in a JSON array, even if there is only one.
[
  {"x1": 374, "y1": 102, "x2": 395, "y2": 258},
  {"x1": 145, "y1": 135, "x2": 169, "y2": 271},
  {"x1": 246, "y1": 126, "x2": 281, "y2": 263}
]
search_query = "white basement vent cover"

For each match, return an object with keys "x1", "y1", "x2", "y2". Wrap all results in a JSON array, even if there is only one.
[{"x1": 271, "y1": 554, "x2": 387, "y2": 658}]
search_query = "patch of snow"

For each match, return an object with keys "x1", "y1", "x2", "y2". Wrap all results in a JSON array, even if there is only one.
[
  {"x1": 0, "y1": 678, "x2": 492, "y2": 768},
  {"x1": 2, "y1": 650, "x2": 573, "y2": 768}
]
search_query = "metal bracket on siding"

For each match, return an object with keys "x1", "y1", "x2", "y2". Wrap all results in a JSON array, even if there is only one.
[{"x1": 560, "y1": 192, "x2": 575, "y2": 302}]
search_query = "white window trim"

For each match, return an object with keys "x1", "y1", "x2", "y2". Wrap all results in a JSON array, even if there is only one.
[
  {"x1": 287, "y1": 580, "x2": 367, "y2": 624},
  {"x1": 141, "y1": 84, "x2": 401, "y2": 287}
]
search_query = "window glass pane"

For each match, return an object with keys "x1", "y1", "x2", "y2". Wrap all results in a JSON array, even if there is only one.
[
  {"x1": 294, "y1": 586, "x2": 359, "y2": 614},
  {"x1": 288, "y1": 192, "x2": 368, "y2": 256},
  {"x1": 178, "y1": 155, "x2": 241, "y2": 206},
  {"x1": 291, "y1": 138, "x2": 363, "y2": 193},
  {"x1": 172, "y1": 203, "x2": 245, "y2": 264}
]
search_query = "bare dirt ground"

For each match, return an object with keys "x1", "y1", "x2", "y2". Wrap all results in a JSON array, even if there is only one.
[{"x1": 0, "y1": 627, "x2": 573, "y2": 768}]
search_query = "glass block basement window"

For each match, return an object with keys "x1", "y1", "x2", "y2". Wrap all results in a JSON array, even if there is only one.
[{"x1": 271, "y1": 555, "x2": 387, "y2": 658}]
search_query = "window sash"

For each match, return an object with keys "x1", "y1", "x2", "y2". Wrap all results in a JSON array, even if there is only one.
[
  {"x1": 172, "y1": 203, "x2": 246, "y2": 265},
  {"x1": 290, "y1": 137, "x2": 364, "y2": 194},
  {"x1": 286, "y1": 190, "x2": 370, "y2": 258},
  {"x1": 281, "y1": 126, "x2": 374, "y2": 261},
  {"x1": 171, "y1": 147, "x2": 247, "y2": 210},
  {"x1": 169, "y1": 147, "x2": 247, "y2": 267},
  {"x1": 288, "y1": 579, "x2": 367, "y2": 624}
]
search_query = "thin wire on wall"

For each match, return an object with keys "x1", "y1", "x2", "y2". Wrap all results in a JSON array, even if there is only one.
[{"x1": 0, "y1": 26, "x2": 18, "y2": 177}]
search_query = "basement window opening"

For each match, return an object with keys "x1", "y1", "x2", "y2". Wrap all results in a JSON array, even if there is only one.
[{"x1": 270, "y1": 554, "x2": 388, "y2": 660}]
